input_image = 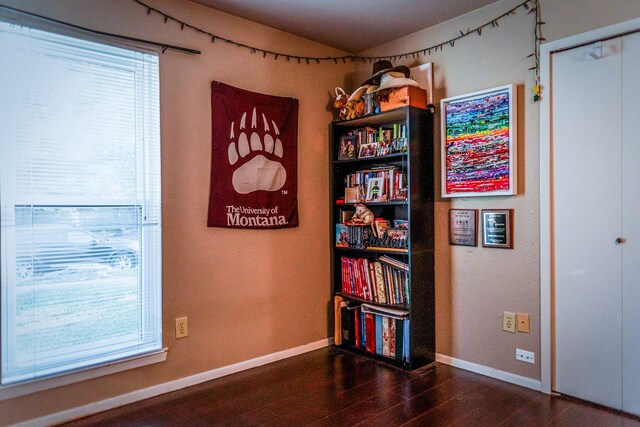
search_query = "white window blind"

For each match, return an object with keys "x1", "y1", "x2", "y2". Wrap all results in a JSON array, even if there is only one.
[{"x1": 0, "y1": 20, "x2": 162, "y2": 385}]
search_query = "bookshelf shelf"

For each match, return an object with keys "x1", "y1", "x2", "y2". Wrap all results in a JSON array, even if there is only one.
[
  {"x1": 334, "y1": 152, "x2": 407, "y2": 165},
  {"x1": 335, "y1": 201, "x2": 408, "y2": 207},
  {"x1": 336, "y1": 292, "x2": 409, "y2": 310},
  {"x1": 330, "y1": 106, "x2": 435, "y2": 370},
  {"x1": 335, "y1": 246, "x2": 409, "y2": 254}
]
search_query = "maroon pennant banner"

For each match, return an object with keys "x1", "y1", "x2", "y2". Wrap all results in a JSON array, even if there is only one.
[{"x1": 208, "y1": 82, "x2": 299, "y2": 229}]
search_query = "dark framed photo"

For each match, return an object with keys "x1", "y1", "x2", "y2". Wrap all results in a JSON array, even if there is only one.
[
  {"x1": 449, "y1": 209, "x2": 478, "y2": 246},
  {"x1": 338, "y1": 135, "x2": 357, "y2": 160},
  {"x1": 481, "y1": 209, "x2": 513, "y2": 248}
]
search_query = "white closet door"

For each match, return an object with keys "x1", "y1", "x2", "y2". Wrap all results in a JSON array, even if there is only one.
[
  {"x1": 622, "y1": 31, "x2": 640, "y2": 415},
  {"x1": 553, "y1": 37, "x2": 623, "y2": 410}
]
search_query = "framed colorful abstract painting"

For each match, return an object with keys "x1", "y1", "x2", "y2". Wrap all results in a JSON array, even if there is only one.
[{"x1": 440, "y1": 84, "x2": 517, "y2": 197}]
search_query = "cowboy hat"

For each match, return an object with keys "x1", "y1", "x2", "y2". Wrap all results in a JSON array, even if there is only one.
[
  {"x1": 374, "y1": 71, "x2": 420, "y2": 92},
  {"x1": 361, "y1": 60, "x2": 410, "y2": 86},
  {"x1": 348, "y1": 60, "x2": 414, "y2": 101}
]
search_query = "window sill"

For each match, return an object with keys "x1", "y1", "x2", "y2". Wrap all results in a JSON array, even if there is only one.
[{"x1": 0, "y1": 348, "x2": 168, "y2": 401}]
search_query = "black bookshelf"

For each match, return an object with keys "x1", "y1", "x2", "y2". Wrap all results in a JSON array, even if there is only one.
[{"x1": 329, "y1": 106, "x2": 435, "y2": 370}]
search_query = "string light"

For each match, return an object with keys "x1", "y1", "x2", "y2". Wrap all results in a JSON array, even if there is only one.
[{"x1": 134, "y1": 0, "x2": 539, "y2": 68}]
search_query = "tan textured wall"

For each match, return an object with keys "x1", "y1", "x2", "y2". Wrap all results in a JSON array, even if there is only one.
[
  {"x1": 356, "y1": 0, "x2": 640, "y2": 382},
  {"x1": 0, "y1": 0, "x2": 351, "y2": 424},
  {"x1": 3, "y1": 0, "x2": 640, "y2": 424}
]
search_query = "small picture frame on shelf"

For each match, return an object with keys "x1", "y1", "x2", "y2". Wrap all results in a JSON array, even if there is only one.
[
  {"x1": 449, "y1": 209, "x2": 478, "y2": 247},
  {"x1": 338, "y1": 135, "x2": 357, "y2": 160},
  {"x1": 386, "y1": 228, "x2": 408, "y2": 249},
  {"x1": 335, "y1": 224, "x2": 349, "y2": 247},
  {"x1": 365, "y1": 177, "x2": 384, "y2": 202},
  {"x1": 358, "y1": 142, "x2": 377, "y2": 158},
  {"x1": 481, "y1": 209, "x2": 513, "y2": 248},
  {"x1": 377, "y1": 138, "x2": 392, "y2": 156},
  {"x1": 373, "y1": 218, "x2": 390, "y2": 237},
  {"x1": 393, "y1": 219, "x2": 409, "y2": 229}
]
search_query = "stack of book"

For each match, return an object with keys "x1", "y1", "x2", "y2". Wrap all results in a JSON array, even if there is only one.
[
  {"x1": 337, "y1": 299, "x2": 410, "y2": 363},
  {"x1": 340, "y1": 255, "x2": 409, "y2": 305}
]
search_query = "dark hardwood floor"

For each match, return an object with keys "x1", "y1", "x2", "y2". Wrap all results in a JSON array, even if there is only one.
[{"x1": 61, "y1": 347, "x2": 640, "y2": 426}]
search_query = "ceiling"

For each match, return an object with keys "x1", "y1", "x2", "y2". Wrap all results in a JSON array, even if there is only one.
[{"x1": 192, "y1": 0, "x2": 501, "y2": 53}]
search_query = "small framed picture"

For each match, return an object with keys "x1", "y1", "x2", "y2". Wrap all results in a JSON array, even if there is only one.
[
  {"x1": 387, "y1": 228, "x2": 408, "y2": 248},
  {"x1": 393, "y1": 219, "x2": 408, "y2": 229},
  {"x1": 373, "y1": 218, "x2": 390, "y2": 237},
  {"x1": 358, "y1": 142, "x2": 377, "y2": 158},
  {"x1": 335, "y1": 224, "x2": 349, "y2": 247},
  {"x1": 366, "y1": 177, "x2": 384, "y2": 202},
  {"x1": 338, "y1": 135, "x2": 357, "y2": 160},
  {"x1": 449, "y1": 209, "x2": 478, "y2": 246},
  {"x1": 481, "y1": 209, "x2": 513, "y2": 248}
]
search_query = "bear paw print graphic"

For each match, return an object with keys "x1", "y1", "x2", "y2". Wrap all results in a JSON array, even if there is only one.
[{"x1": 227, "y1": 108, "x2": 287, "y2": 194}]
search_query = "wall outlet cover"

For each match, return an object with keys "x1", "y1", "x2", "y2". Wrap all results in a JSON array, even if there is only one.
[
  {"x1": 516, "y1": 348, "x2": 535, "y2": 364},
  {"x1": 516, "y1": 313, "x2": 530, "y2": 333},
  {"x1": 503, "y1": 311, "x2": 516, "y2": 333}
]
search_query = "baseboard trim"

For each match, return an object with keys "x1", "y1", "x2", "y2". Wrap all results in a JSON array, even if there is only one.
[
  {"x1": 15, "y1": 338, "x2": 332, "y2": 427},
  {"x1": 436, "y1": 353, "x2": 542, "y2": 391}
]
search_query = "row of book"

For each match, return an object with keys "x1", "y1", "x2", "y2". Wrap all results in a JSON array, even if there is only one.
[
  {"x1": 334, "y1": 297, "x2": 410, "y2": 363},
  {"x1": 340, "y1": 255, "x2": 409, "y2": 305},
  {"x1": 344, "y1": 166, "x2": 407, "y2": 203}
]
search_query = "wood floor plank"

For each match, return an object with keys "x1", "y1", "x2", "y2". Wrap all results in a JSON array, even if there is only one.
[{"x1": 59, "y1": 348, "x2": 640, "y2": 427}]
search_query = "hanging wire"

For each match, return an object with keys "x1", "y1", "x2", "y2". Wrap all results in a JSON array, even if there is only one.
[{"x1": 0, "y1": 3, "x2": 200, "y2": 54}]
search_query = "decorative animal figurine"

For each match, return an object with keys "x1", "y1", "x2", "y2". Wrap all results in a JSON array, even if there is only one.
[
  {"x1": 351, "y1": 203, "x2": 374, "y2": 225},
  {"x1": 333, "y1": 87, "x2": 349, "y2": 121}
]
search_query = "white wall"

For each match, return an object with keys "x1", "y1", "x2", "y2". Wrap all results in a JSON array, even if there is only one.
[{"x1": 356, "y1": 0, "x2": 640, "y2": 382}]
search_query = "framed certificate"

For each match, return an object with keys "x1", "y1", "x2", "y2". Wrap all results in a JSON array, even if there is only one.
[
  {"x1": 449, "y1": 209, "x2": 478, "y2": 246},
  {"x1": 481, "y1": 209, "x2": 513, "y2": 248}
]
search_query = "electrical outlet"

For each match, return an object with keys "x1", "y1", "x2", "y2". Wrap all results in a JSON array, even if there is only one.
[
  {"x1": 503, "y1": 311, "x2": 516, "y2": 333},
  {"x1": 516, "y1": 348, "x2": 535, "y2": 364},
  {"x1": 517, "y1": 313, "x2": 530, "y2": 333},
  {"x1": 175, "y1": 317, "x2": 188, "y2": 338}
]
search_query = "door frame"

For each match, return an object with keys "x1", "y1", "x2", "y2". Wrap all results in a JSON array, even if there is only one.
[{"x1": 540, "y1": 16, "x2": 640, "y2": 395}]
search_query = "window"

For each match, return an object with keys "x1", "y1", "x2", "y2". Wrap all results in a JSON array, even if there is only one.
[{"x1": 0, "y1": 20, "x2": 161, "y2": 386}]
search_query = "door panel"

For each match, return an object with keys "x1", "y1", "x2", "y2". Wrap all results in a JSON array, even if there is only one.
[
  {"x1": 622, "y1": 32, "x2": 640, "y2": 416},
  {"x1": 553, "y1": 37, "x2": 623, "y2": 409}
]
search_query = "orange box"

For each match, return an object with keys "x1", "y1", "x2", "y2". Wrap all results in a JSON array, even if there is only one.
[{"x1": 380, "y1": 86, "x2": 428, "y2": 112}]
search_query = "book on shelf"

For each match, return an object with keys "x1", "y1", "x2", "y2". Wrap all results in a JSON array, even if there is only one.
[
  {"x1": 340, "y1": 302, "x2": 410, "y2": 363},
  {"x1": 344, "y1": 187, "x2": 359, "y2": 203},
  {"x1": 334, "y1": 295, "x2": 344, "y2": 345},
  {"x1": 340, "y1": 256, "x2": 410, "y2": 305},
  {"x1": 340, "y1": 209, "x2": 355, "y2": 223},
  {"x1": 343, "y1": 166, "x2": 407, "y2": 203}
]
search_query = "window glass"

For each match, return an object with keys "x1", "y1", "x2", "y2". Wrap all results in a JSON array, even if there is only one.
[{"x1": 0, "y1": 20, "x2": 162, "y2": 386}]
